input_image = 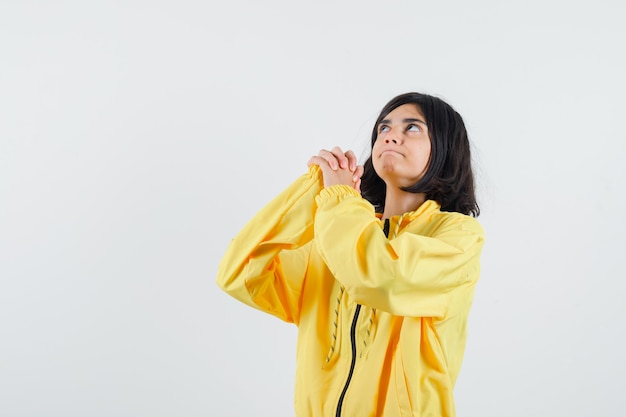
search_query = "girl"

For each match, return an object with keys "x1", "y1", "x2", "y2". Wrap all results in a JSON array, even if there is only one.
[{"x1": 216, "y1": 92, "x2": 485, "y2": 416}]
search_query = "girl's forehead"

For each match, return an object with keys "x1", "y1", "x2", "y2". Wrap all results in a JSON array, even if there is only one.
[{"x1": 380, "y1": 104, "x2": 427, "y2": 124}]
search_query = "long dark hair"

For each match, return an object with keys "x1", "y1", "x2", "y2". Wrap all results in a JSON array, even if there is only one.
[{"x1": 360, "y1": 92, "x2": 480, "y2": 217}]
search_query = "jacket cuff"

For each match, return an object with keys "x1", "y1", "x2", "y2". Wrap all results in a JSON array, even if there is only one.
[
  {"x1": 315, "y1": 184, "x2": 360, "y2": 207},
  {"x1": 307, "y1": 164, "x2": 324, "y2": 182}
]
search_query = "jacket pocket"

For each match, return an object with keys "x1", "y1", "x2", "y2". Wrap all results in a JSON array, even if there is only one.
[
  {"x1": 322, "y1": 285, "x2": 345, "y2": 368},
  {"x1": 394, "y1": 349, "x2": 413, "y2": 416}
]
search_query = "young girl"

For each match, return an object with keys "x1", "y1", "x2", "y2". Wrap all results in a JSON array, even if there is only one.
[{"x1": 216, "y1": 92, "x2": 485, "y2": 416}]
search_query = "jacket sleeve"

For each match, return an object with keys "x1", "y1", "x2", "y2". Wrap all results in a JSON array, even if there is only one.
[
  {"x1": 216, "y1": 166, "x2": 324, "y2": 324},
  {"x1": 313, "y1": 184, "x2": 485, "y2": 319}
]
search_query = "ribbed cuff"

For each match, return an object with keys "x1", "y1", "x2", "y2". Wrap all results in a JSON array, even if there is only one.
[{"x1": 315, "y1": 184, "x2": 360, "y2": 207}]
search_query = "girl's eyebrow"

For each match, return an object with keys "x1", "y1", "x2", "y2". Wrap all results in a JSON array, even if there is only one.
[{"x1": 379, "y1": 117, "x2": 427, "y2": 126}]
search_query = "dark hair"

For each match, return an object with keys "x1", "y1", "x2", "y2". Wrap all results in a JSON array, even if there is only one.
[{"x1": 361, "y1": 92, "x2": 480, "y2": 217}]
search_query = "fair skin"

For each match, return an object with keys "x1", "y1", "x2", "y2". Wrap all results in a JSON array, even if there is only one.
[{"x1": 308, "y1": 103, "x2": 431, "y2": 220}]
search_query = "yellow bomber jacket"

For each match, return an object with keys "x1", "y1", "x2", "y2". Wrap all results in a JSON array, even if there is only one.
[{"x1": 216, "y1": 166, "x2": 485, "y2": 417}]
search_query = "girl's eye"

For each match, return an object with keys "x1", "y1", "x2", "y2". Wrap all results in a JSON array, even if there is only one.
[
  {"x1": 407, "y1": 124, "x2": 421, "y2": 132},
  {"x1": 378, "y1": 125, "x2": 390, "y2": 133}
]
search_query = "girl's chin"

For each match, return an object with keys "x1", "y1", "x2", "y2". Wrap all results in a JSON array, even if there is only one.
[{"x1": 374, "y1": 161, "x2": 399, "y2": 175}]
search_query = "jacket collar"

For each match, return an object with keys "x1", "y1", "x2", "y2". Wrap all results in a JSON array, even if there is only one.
[{"x1": 376, "y1": 199, "x2": 441, "y2": 224}]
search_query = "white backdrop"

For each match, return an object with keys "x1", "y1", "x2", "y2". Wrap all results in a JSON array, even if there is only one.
[{"x1": 1, "y1": 1, "x2": 625, "y2": 416}]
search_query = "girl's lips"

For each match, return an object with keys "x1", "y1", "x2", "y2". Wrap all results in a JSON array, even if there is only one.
[{"x1": 380, "y1": 149, "x2": 403, "y2": 157}]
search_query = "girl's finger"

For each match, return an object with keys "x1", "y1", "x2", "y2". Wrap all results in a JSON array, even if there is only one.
[
  {"x1": 330, "y1": 146, "x2": 348, "y2": 169},
  {"x1": 344, "y1": 150, "x2": 358, "y2": 171},
  {"x1": 318, "y1": 149, "x2": 339, "y2": 170},
  {"x1": 353, "y1": 165, "x2": 364, "y2": 182}
]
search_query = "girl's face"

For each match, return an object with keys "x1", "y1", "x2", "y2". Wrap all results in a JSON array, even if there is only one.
[{"x1": 372, "y1": 104, "x2": 432, "y2": 188}]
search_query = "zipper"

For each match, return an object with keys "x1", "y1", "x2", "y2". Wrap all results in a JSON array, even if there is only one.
[
  {"x1": 383, "y1": 217, "x2": 390, "y2": 237},
  {"x1": 335, "y1": 303, "x2": 361, "y2": 417},
  {"x1": 335, "y1": 218, "x2": 390, "y2": 416}
]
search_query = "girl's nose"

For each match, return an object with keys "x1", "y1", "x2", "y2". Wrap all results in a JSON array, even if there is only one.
[{"x1": 384, "y1": 132, "x2": 400, "y2": 144}]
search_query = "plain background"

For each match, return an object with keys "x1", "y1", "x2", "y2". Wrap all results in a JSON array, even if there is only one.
[{"x1": 1, "y1": 1, "x2": 625, "y2": 416}]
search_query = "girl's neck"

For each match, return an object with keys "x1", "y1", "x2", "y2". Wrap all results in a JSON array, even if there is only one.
[{"x1": 381, "y1": 187, "x2": 427, "y2": 220}]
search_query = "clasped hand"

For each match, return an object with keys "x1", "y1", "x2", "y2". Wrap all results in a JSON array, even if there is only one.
[{"x1": 307, "y1": 146, "x2": 364, "y2": 192}]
